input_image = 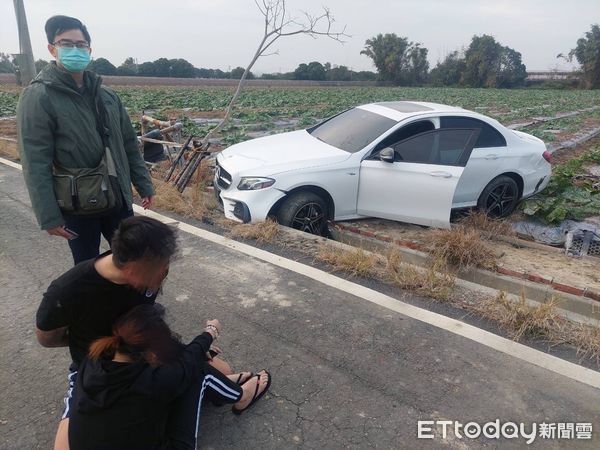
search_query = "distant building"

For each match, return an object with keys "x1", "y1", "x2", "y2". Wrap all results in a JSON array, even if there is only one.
[{"x1": 526, "y1": 71, "x2": 578, "y2": 81}]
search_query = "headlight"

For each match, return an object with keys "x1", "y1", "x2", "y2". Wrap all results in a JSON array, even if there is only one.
[{"x1": 237, "y1": 177, "x2": 275, "y2": 190}]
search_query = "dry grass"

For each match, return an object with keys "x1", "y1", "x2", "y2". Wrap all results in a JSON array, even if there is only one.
[
  {"x1": 194, "y1": 158, "x2": 214, "y2": 187},
  {"x1": 385, "y1": 250, "x2": 455, "y2": 300},
  {"x1": 151, "y1": 178, "x2": 216, "y2": 220},
  {"x1": 316, "y1": 244, "x2": 378, "y2": 278},
  {"x1": 315, "y1": 245, "x2": 456, "y2": 298},
  {"x1": 468, "y1": 291, "x2": 600, "y2": 363},
  {"x1": 573, "y1": 325, "x2": 600, "y2": 365},
  {"x1": 457, "y1": 210, "x2": 514, "y2": 238},
  {"x1": 228, "y1": 219, "x2": 279, "y2": 242},
  {"x1": 429, "y1": 225, "x2": 498, "y2": 270},
  {"x1": 470, "y1": 291, "x2": 562, "y2": 341},
  {"x1": 0, "y1": 139, "x2": 19, "y2": 161}
]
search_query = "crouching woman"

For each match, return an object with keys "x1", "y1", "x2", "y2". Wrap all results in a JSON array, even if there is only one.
[{"x1": 68, "y1": 305, "x2": 271, "y2": 450}]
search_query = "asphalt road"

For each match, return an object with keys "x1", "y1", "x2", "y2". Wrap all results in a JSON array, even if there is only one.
[{"x1": 1, "y1": 162, "x2": 599, "y2": 449}]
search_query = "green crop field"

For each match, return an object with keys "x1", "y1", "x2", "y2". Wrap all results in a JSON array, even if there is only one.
[{"x1": 2, "y1": 84, "x2": 600, "y2": 130}]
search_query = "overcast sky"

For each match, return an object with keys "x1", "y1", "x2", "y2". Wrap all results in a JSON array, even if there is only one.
[{"x1": 1, "y1": 0, "x2": 595, "y2": 73}]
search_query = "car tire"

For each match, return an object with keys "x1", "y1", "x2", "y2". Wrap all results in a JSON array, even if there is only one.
[
  {"x1": 477, "y1": 175, "x2": 520, "y2": 218},
  {"x1": 277, "y1": 192, "x2": 328, "y2": 236}
]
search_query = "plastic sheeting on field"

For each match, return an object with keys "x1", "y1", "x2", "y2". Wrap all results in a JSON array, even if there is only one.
[{"x1": 512, "y1": 220, "x2": 600, "y2": 257}]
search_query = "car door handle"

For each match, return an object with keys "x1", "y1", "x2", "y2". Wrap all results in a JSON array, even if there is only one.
[
  {"x1": 429, "y1": 171, "x2": 453, "y2": 178},
  {"x1": 485, "y1": 154, "x2": 499, "y2": 160}
]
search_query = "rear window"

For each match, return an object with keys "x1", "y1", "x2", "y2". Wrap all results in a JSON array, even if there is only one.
[
  {"x1": 308, "y1": 108, "x2": 396, "y2": 153},
  {"x1": 440, "y1": 116, "x2": 506, "y2": 148}
]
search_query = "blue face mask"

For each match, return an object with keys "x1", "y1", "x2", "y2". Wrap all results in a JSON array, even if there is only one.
[{"x1": 57, "y1": 47, "x2": 91, "y2": 72}]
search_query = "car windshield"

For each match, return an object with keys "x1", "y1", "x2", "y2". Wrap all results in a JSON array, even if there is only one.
[{"x1": 308, "y1": 108, "x2": 397, "y2": 153}]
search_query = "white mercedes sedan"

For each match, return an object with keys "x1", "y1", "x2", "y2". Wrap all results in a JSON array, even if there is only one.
[{"x1": 214, "y1": 101, "x2": 551, "y2": 235}]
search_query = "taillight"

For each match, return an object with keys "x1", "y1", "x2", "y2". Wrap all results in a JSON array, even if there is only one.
[{"x1": 542, "y1": 150, "x2": 552, "y2": 164}]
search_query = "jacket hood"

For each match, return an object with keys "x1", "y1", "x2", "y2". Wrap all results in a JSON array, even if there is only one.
[
  {"x1": 32, "y1": 61, "x2": 102, "y2": 95},
  {"x1": 77, "y1": 358, "x2": 146, "y2": 413}
]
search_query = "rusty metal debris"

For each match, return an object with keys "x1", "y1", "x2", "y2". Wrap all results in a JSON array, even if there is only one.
[{"x1": 139, "y1": 114, "x2": 213, "y2": 192}]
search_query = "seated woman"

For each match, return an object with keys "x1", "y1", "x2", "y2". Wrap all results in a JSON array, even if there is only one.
[{"x1": 67, "y1": 304, "x2": 271, "y2": 450}]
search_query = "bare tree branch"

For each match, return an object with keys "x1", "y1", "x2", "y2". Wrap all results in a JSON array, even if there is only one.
[{"x1": 198, "y1": 0, "x2": 349, "y2": 148}]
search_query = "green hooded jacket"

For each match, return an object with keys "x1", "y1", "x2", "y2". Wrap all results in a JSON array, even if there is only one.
[{"x1": 17, "y1": 62, "x2": 154, "y2": 230}]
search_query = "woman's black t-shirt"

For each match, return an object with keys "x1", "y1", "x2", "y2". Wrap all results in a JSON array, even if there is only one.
[{"x1": 36, "y1": 251, "x2": 157, "y2": 369}]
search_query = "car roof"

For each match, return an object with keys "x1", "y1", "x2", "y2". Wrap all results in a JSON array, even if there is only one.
[{"x1": 358, "y1": 101, "x2": 469, "y2": 121}]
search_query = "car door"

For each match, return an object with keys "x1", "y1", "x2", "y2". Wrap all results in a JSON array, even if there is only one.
[
  {"x1": 439, "y1": 116, "x2": 508, "y2": 207},
  {"x1": 356, "y1": 128, "x2": 479, "y2": 228}
]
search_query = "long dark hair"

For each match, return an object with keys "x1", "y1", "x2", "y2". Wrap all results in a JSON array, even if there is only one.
[{"x1": 89, "y1": 305, "x2": 182, "y2": 365}]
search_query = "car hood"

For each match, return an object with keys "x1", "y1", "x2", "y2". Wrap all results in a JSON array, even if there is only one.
[{"x1": 218, "y1": 130, "x2": 352, "y2": 175}]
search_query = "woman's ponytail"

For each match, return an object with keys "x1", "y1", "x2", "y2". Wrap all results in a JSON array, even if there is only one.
[
  {"x1": 89, "y1": 335, "x2": 120, "y2": 360},
  {"x1": 86, "y1": 305, "x2": 181, "y2": 364}
]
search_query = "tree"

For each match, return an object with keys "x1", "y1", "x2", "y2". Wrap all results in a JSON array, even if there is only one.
[
  {"x1": 564, "y1": 24, "x2": 600, "y2": 89},
  {"x1": 88, "y1": 57, "x2": 117, "y2": 75},
  {"x1": 198, "y1": 0, "x2": 348, "y2": 147},
  {"x1": 170, "y1": 0, "x2": 348, "y2": 191},
  {"x1": 462, "y1": 35, "x2": 502, "y2": 87},
  {"x1": 151, "y1": 58, "x2": 172, "y2": 77},
  {"x1": 169, "y1": 58, "x2": 195, "y2": 78},
  {"x1": 429, "y1": 51, "x2": 466, "y2": 86},
  {"x1": 293, "y1": 63, "x2": 309, "y2": 79},
  {"x1": 307, "y1": 61, "x2": 326, "y2": 80},
  {"x1": 462, "y1": 35, "x2": 526, "y2": 88},
  {"x1": 230, "y1": 66, "x2": 255, "y2": 79},
  {"x1": 360, "y1": 33, "x2": 429, "y2": 85},
  {"x1": 497, "y1": 47, "x2": 527, "y2": 88},
  {"x1": 407, "y1": 44, "x2": 429, "y2": 85},
  {"x1": 326, "y1": 64, "x2": 351, "y2": 81},
  {"x1": 260, "y1": 71, "x2": 295, "y2": 79},
  {"x1": 195, "y1": 67, "x2": 227, "y2": 78},
  {"x1": 352, "y1": 70, "x2": 377, "y2": 81},
  {"x1": 294, "y1": 61, "x2": 326, "y2": 80},
  {"x1": 117, "y1": 57, "x2": 137, "y2": 76},
  {"x1": 35, "y1": 59, "x2": 49, "y2": 73},
  {"x1": 137, "y1": 61, "x2": 156, "y2": 77},
  {"x1": 0, "y1": 53, "x2": 15, "y2": 73}
]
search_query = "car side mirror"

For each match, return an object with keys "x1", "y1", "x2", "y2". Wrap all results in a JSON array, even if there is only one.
[{"x1": 379, "y1": 147, "x2": 395, "y2": 163}]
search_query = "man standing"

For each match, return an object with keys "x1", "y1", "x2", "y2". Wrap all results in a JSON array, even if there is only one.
[{"x1": 17, "y1": 15, "x2": 154, "y2": 264}]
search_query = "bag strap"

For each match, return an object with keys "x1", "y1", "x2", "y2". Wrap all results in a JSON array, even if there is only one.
[
  {"x1": 92, "y1": 90, "x2": 111, "y2": 151},
  {"x1": 92, "y1": 89, "x2": 118, "y2": 177}
]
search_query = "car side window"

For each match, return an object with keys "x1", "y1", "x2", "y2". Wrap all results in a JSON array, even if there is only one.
[
  {"x1": 372, "y1": 120, "x2": 435, "y2": 155},
  {"x1": 439, "y1": 116, "x2": 506, "y2": 148},
  {"x1": 392, "y1": 128, "x2": 477, "y2": 166}
]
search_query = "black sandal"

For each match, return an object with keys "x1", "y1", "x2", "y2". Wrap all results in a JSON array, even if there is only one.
[
  {"x1": 232, "y1": 370, "x2": 271, "y2": 415},
  {"x1": 234, "y1": 372, "x2": 254, "y2": 385}
]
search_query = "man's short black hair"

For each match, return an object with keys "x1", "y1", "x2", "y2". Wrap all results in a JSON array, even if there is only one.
[
  {"x1": 45, "y1": 15, "x2": 91, "y2": 44},
  {"x1": 111, "y1": 216, "x2": 178, "y2": 268}
]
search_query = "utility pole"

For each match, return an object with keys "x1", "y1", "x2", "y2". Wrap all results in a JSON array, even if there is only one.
[{"x1": 13, "y1": 0, "x2": 36, "y2": 86}]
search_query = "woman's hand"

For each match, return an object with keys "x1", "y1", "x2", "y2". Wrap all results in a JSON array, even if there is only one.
[{"x1": 205, "y1": 319, "x2": 222, "y2": 339}]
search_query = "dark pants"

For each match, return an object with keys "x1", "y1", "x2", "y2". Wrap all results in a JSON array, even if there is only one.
[
  {"x1": 64, "y1": 364, "x2": 243, "y2": 450},
  {"x1": 166, "y1": 364, "x2": 243, "y2": 450},
  {"x1": 64, "y1": 204, "x2": 133, "y2": 265}
]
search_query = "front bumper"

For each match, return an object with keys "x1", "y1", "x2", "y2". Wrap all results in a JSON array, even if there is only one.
[{"x1": 219, "y1": 188, "x2": 286, "y2": 223}]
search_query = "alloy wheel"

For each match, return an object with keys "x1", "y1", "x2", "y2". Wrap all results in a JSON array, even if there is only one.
[
  {"x1": 485, "y1": 182, "x2": 517, "y2": 217},
  {"x1": 291, "y1": 202, "x2": 325, "y2": 234}
]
